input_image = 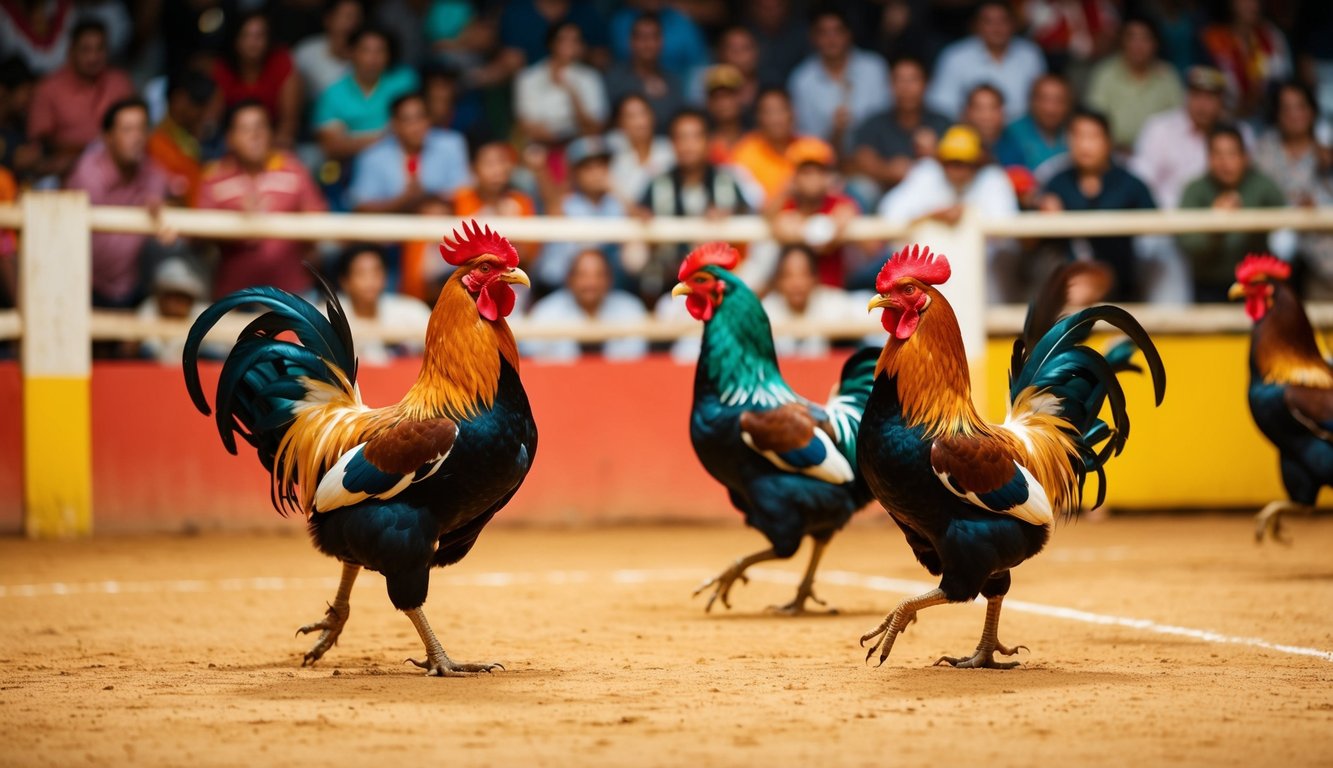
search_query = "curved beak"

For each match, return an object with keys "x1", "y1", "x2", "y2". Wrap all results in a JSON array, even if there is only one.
[
  {"x1": 500, "y1": 267, "x2": 531, "y2": 288},
  {"x1": 671, "y1": 282, "x2": 691, "y2": 298},
  {"x1": 1226, "y1": 282, "x2": 1246, "y2": 301},
  {"x1": 867, "y1": 294, "x2": 893, "y2": 313}
]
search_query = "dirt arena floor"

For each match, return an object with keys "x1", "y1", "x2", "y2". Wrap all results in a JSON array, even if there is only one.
[{"x1": 1, "y1": 515, "x2": 1331, "y2": 767}]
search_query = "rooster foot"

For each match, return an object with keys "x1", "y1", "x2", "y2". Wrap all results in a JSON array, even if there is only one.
[
  {"x1": 767, "y1": 588, "x2": 837, "y2": 616},
  {"x1": 406, "y1": 653, "x2": 505, "y2": 678},
  {"x1": 297, "y1": 602, "x2": 349, "y2": 666},
  {"x1": 693, "y1": 548, "x2": 777, "y2": 613},
  {"x1": 860, "y1": 588, "x2": 947, "y2": 667},
  {"x1": 1254, "y1": 501, "x2": 1311, "y2": 545},
  {"x1": 934, "y1": 641, "x2": 1028, "y2": 670}
]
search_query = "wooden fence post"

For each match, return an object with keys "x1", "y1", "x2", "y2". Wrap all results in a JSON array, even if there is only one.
[{"x1": 20, "y1": 191, "x2": 92, "y2": 538}]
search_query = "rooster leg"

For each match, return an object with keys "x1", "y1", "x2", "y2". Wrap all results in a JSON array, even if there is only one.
[
  {"x1": 297, "y1": 562, "x2": 360, "y2": 666},
  {"x1": 934, "y1": 595, "x2": 1028, "y2": 670},
  {"x1": 404, "y1": 607, "x2": 504, "y2": 677},
  {"x1": 692, "y1": 548, "x2": 777, "y2": 613},
  {"x1": 768, "y1": 538, "x2": 836, "y2": 615},
  {"x1": 1255, "y1": 501, "x2": 1313, "y2": 545},
  {"x1": 860, "y1": 588, "x2": 949, "y2": 666}
]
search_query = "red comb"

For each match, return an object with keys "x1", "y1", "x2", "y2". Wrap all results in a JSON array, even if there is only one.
[
  {"x1": 1235, "y1": 253, "x2": 1291, "y2": 284},
  {"x1": 875, "y1": 244, "x2": 951, "y2": 293},
  {"x1": 679, "y1": 242, "x2": 740, "y2": 281},
  {"x1": 439, "y1": 219, "x2": 519, "y2": 268}
]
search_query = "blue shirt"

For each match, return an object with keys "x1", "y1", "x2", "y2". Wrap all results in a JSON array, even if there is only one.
[
  {"x1": 995, "y1": 115, "x2": 1068, "y2": 172},
  {"x1": 925, "y1": 36, "x2": 1046, "y2": 121},
  {"x1": 500, "y1": 0, "x2": 609, "y2": 65},
  {"x1": 787, "y1": 50, "x2": 891, "y2": 150},
  {"x1": 609, "y1": 7, "x2": 708, "y2": 78},
  {"x1": 348, "y1": 129, "x2": 471, "y2": 207},
  {"x1": 535, "y1": 191, "x2": 626, "y2": 288},
  {"x1": 312, "y1": 68, "x2": 419, "y2": 135}
]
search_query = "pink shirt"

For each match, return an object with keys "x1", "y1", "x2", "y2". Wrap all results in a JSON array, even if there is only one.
[
  {"x1": 195, "y1": 152, "x2": 327, "y2": 298},
  {"x1": 27, "y1": 65, "x2": 134, "y2": 151},
  {"x1": 66, "y1": 143, "x2": 168, "y2": 301}
]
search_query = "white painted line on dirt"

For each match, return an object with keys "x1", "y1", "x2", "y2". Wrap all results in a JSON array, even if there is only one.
[{"x1": 2, "y1": 568, "x2": 1330, "y2": 663}]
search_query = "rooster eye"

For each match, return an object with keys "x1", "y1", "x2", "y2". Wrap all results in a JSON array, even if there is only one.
[
  {"x1": 903, "y1": 285, "x2": 915, "y2": 296},
  {"x1": 477, "y1": 264, "x2": 491, "y2": 274},
  {"x1": 694, "y1": 276, "x2": 708, "y2": 284}
]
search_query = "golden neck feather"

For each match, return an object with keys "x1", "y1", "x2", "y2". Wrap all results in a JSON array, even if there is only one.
[
  {"x1": 1255, "y1": 286, "x2": 1333, "y2": 388},
  {"x1": 877, "y1": 289, "x2": 987, "y2": 437}
]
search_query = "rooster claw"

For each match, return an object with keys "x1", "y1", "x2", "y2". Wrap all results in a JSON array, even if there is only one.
[
  {"x1": 934, "y1": 642, "x2": 1028, "y2": 670},
  {"x1": 296, "y1": 602, "x2": 349, "y2": 666},
  {"x1": 406, "y1": 656, "x2": 505, "y2": 677}
]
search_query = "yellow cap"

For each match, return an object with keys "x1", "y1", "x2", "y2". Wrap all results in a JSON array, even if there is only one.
[{"x1": 936, "y1": 125, "x2": 982, "y2": 164}]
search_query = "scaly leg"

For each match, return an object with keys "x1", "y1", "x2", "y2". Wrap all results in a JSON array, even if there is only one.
[
  {"x1": 860, "y1": 588, "x2": 949, "y2": 666},
  {"x1": 1255, "y1": 500, "x2": 1313, "y2": 545},
  {"x1": 297, "y1": 562, "x2": 360, "y2": 666},
  {"x1": 693, "y1": 547, "x2": 778, "y2": 613},
  {"x1": 935, "y1": 595, "x2": 1028, "y2": 669},
  {"x1": 768, "y1": 538, "x2": 836, "y2": 615},
  {"x1": 404, "y1": 607, "x2": 504, "y2": 677}
]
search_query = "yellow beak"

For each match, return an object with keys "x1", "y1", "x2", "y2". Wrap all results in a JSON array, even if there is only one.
[
  {"x1": 867, "y1": 294, "x2": 893, "y2": 312},
  {"x1": 1226, "y1": 282, "x2": 1245, "y2": 301},
  {"x1": 671, "y1": 282, "x2": 691, "y2": 297},
  {"x1": 500, "y1": 267, "x2": 531, "y2": 288}
]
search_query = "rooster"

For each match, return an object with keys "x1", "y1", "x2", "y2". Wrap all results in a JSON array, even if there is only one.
[
  {"x1": 672, "y1": 243, "x2": 878, "y2": 614},
  {"x1": 182, "y1": 221, "x2": 537, "y2": 676},
  {"x1": 857, "y1": 244, "x2": 1165, "y2": 668},
  {"x1": 1230, "y1": 254, "x2": 1333, "y2": 543}
]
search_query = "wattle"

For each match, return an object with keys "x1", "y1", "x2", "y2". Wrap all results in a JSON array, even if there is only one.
[
  {"x1": 477, "y1": 282, "x2": 516, "y2": 321},
  {"x1": 881, "y1": 307, "x2": 918, "y2": 339},
  {"x1": 686, "y1": 294, "x2": 715, "y2": 321},
  {"x1": 1245, "y1": 294, "x2": 1267, "y2": 322}
]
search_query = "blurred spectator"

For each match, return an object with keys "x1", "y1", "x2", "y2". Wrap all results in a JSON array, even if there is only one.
[
  {"x1": 1253, "y1": 81, "x2": 1331, "y2": 208},
  {"x1": 604, "y1": 12, "x2": 684, "y2": 133},
  {"x1": 421, "y1": 0, "x2": 491, "y2": 72},
  {"x1": 1176, "y1": 125, "x2": 1285, "y2": 301},
  {"x1": 522, "y1": 248, "x2": 648, "y2": 362},
  {"x1": 66, "y1": 98, "x2": 166, "y2": 307},
  {"x1": 421, "y1": 64, "x2": 477, "y2": 134},
  {"x1": 877, "y1": 124, "x2": 1019, "y2": 300},
  {"x1": 606, "y1": 93, "x2": 674, "y2": 206},
  {"x1": 0, "y1": 57, "x2": 38, "y2": 179},
  {"x1": 1085, "y1": 17, "x2": 1185, "y2": 151},
  {"x1": 293, "y1": 0, "x2": 363, "y2": 100},
  {"x1": 730, "y1": 87, "x2": 798, "y2": 203},
  {"x1": 349, "y1": 92, "x2": 470, "y2": 214},
  {"x1": 0, "y1": 0, "x2": 75, "y2": 75},
  {"x1": 213, "y1": 12, "x2": 301, "y2": 149},
  {"x1": 1131, "y1": 66, "x2": 1233, "y2": 210},
  {"x1": 27, "y1": 19, "x2": 131, "y2": 181},
  {"x1": 497, "y1": 0, "x2": 610, "y2": 79},
  {"x1": 1146, "y1": 0, "x2": 1206, "y2": 77},
  {"x1": 452, "y1": 141, "x2": 536, "y2": 218},
  {"x1": 961, "y1": 83, "x2": 1008, "y2": 155},
  {"x1": 703, "y1": 65, "x2": 746, "y2": 163},
  {"x1": 767, "y1": 138, "x2": 859, "y2": 289},
  {"x1": 927, "y1": 0, "x2": 1046, "y2": 122},
  {"x1": 196, "y1": 101, "x2": 327, "y2": 299},
  {"x1": 762, "y1": 244, "x2": 854, "y2": 358},
  {"x1": 1020, "y1": 0, "x2": 1120, "y2": 86},
  {"x1": 869, "y1": 0, "x2": 943, "y2": 69},
  {"x1": 787, "y1": 8, "x2": 889, "y2": 152},
  {"x1": 147, "y1": 71, "x2": 216, "y2": 205},
  {"x1": 371, "y1": 0, "x2": 430, "y2": 69},
  {"x1": 745, "y1": 0, "x2": 808, "y2": 88},
  {"x1": 689, "y1": 26, "x2": 760, "y2": 115},
  {"x1": 1200, "y1": 0, "x2": 1291, "y2": 122},
  {"x1": 535, "y1": 136, "x2": 625, "y2": 291},
  {"x1": 994, "y1": 74, "x2": 1071, "y2": 172},
  {"x1": 851, "y1": 56, "x2": 950, "y2": 197},
  {"x1": 609, "y1": 0, "x2": 707, "y2": 80},
  {"x1": 135, "y1": 257, "x2": 212, "y2": 365},
  {"x1": 514, "y1": 22, "x2": 608, "y2": 146},
  {"x1": 336, "y1": 243, "x2": 431, "y2": 366},
  {"x1": 313, "y1": 25, "x2": 419, "y2": 162},
  {"x1": 1038, "y1": 109, "x2": 1157, "y2": 301},
  {"x1": 637, "y1": 109, "x2": 750, "y2": 297}
]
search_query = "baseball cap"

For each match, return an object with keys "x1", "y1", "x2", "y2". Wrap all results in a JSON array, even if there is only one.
[
  {"x1": 153, "y1": 258, "x2": 207, "y2": 301},
  {"x1": 1185, "y1": 66, "x2": 1228, "y2": 94},
  {"x1": 937, "y1": 125, "x2": 983, "y2": 164},
  {"x1": 785, "y1": 137, "x2": 835, "y2": 168},
  {"x1": 565, "y1": 135, "x2": 612, "y2": 167},
  {"x1": 703, "y1": 64, "x2": 744, "y2": 94}
]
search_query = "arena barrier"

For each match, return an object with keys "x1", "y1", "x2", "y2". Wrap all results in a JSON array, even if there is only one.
[{"x1": 2, "y1": 194, "x2": 1332, "y2": 535}]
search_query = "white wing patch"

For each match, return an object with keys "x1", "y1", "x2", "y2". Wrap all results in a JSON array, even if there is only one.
[
  {"x1": 741, "y1": 426, "x2": 855, "y2": 485},
  {"x1": 312, "y1": 443, "x2": 451, "y2": 514},
  {"x1": 934, "y1": 462, "x2": 1054, "y2": 526}
]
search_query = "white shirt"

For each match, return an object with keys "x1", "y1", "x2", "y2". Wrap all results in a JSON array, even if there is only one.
[
  {"x1": 877, "y1": 158, "x2": 1019, "y2": 223},
  {"x1": 607, "y1": 130, "x2": 675, "y2": 206},
  {"x1": 521, "y1": 289, "x2": 648, "y2": 362},
  {"x1": 926, "y1": 36, "x2": 1047, "y2": 121},
  {"x1": 294, "y1": 34, "x2": 350, "y2": 100},
  {"x1": 761, "y1": 287, "x2": 858, "y2": 357},
  {"x1": 340, "y1": 292, "x2": 434, "y2": 367},
  {"x1": 787, "y1": 49, "x2": 891, "y2": 147},
  {"x1": 514, "y1": 61, "x2": 609, "y2": 142}
]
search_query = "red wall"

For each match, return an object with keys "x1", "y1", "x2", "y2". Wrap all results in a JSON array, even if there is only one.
[{"x1": 0, "y1": 355, "x2": 853, "y2": 533}]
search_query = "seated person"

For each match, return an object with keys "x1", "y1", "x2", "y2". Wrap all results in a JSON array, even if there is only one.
[
  {"x1": 522, "y1": 248, "x2": 648, "y2": 362},
  {"x1": 761, "y1": 244, "x2": 855, "y2": 357},
  {"x1": 312, "y1": 25, "x2": 419, "y2": 163},
  {"x1": 349, "y1": 92, "x2": 470, "y2": 213},
  {"x1": 850, "y1": 55, "x2": 950, "y2": 198},
  {"x1": 766, "y1": 137, "x2": 860, "y2": 289},
  {"x1": 136, "y1": 257, "x2": 214, "y2": 364},
  {"x1": 451, "y1": 140, "x2": 538, "y2": 262},
  {"x1": 336, "y1": 244, "x2": 432, "y2": 366},
  {"x1": 535, "y1": 136, "x2": 625, "y2": 291}
]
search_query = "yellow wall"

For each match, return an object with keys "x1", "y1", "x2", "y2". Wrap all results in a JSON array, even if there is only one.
[{"x1": 982, "y1": 335, "x2": 1319, "y2": 510}]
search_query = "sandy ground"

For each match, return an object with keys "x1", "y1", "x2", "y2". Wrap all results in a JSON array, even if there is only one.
[{"x1": 1, "y1": 516, "x2": 1331, "y2": 767}]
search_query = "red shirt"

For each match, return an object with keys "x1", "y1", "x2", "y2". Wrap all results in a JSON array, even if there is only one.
[
  {"x1": 65, "y1": 143, "x2": 168, "y2": 301},
  {"x1": 195, "y1": 152, "x2": 327, "y2": 298},
  {"x1": 27, "y1": 65, "x2": 133, "y2": 150},
  {"x1": 780, "y1": 192, "x2": 859, "y2": 287},
  {"x1": 212, "y1": 49, "x2": 295, "y2": 119}
]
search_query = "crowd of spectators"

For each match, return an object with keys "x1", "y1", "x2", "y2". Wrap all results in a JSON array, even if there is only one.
[{"x1": 2, "y1": 0, "x2": 1333, "y2": 363}]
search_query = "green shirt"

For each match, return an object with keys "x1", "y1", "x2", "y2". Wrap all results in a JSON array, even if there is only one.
[
  {"x1": 1176, "y1": 169, "x2": 1287, "y2": 288},
  {"x1": 1085, "y1": 57, "x2": 1184, "y2": 149},
  {"x1": 311, "y1": 67, "x2": 420, "y2": 135}
]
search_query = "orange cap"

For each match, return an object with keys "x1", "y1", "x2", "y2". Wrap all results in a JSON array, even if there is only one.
[{"x1": 785, "y1": 137, "x2": 835, "y2": 168}]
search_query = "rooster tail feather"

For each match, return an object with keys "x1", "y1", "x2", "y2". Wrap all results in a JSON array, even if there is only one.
[
  {"x1": 182, "y1": 279, "x2": 359, "y2": 514},
  {"x1": 824, "y1": 346, "x2": 879, "y2": 460}
]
